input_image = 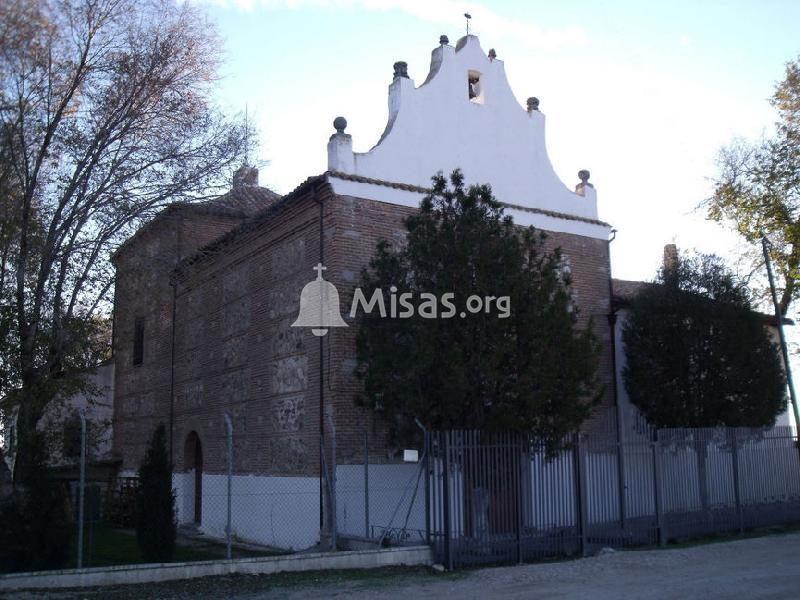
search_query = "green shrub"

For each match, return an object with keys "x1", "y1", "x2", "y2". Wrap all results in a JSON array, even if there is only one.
[
  {"x1": 135, "y1": 423, "x2": 176, "y2": 562},
  {"x1": 0, "y1": 433, "x2": 72, "y2": 573}
]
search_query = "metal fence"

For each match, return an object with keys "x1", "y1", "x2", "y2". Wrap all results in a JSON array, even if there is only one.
[
  {"x1": 420, "y1": 426, "x2": 800, "y2": 568},
  {"x1": 169, "y1": 413, "x2": 321, "y2": 557},
  {"x1": 7, "y1": 412, "x2": 800, "y2": 575},
  {"x1": 331, "y1": 426, "x2": 429, "y2": 548},
  {"x1": 62, "y1": 411, "x2": 320, "y2": 573}
]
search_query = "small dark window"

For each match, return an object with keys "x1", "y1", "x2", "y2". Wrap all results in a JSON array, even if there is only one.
[
  {"x1": 62, "y1": 413, "x2": 82, "y2": 459},
  {"x1": 133, "y1": 317, "x2": 145, "y2": 366}
]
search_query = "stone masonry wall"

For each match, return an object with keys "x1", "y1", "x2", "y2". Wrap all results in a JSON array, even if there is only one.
[
  {"x1": 171, "y1": 187, "x2": 332, "y2": 477},
  {"x1": 112, "y1": 210, "x2": 246, "y2": 471},
  {"x1": 115, "y1": 184, "x2": 614, "y2": 477}
]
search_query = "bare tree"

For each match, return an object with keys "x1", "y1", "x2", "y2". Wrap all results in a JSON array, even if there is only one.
[
  {"x1": 707, "y1": 56, "x2": 800, "y2": 317},
  {"x1": 0, "y1": 0, "x2": 250, "y2": 482}
]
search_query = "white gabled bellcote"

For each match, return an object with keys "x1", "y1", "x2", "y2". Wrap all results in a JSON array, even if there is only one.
[{"x1": 326, "y1": 35, "x2": 607, "y2": 236}]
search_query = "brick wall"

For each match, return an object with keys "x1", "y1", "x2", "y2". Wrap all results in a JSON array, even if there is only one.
[
  {"x1": 114, "y1": 184, "x2": 614, "y2": 476},
  {"x1": 543, "y1": 230, "x2": 615, "y2": 424},
  {"x1": 112, "y1": 209, "x2": 246, "y2": 471},
  {"x1": 325, "y1": 195, "x2": 615, "y2": 464},
  {"x1": 171, "y1": 186, "x2": 331, "y2": 477}
]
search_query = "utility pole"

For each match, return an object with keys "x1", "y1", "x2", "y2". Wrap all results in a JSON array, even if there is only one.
[{"x1": 762, "y1": 236, "x2": 800, "y2": 435}]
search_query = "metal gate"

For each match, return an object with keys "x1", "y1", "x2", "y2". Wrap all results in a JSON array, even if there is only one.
[{"x1": 426, "y1": 430, "x2": 586, "y2": 568}]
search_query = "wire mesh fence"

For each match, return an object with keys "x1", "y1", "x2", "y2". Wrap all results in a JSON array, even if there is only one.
[
  {"x1": 332, "y1": 427, "x2": 429, "y2": 547},
  {"x1": 169, "y1": 412, "x2": 321, "y2": 557},
  {"x1": 5, "y1": 410, "x2": 800, "y2": 575},
  {"x1": 57, "y1": 412, "x2": 321, "y2": 573}
]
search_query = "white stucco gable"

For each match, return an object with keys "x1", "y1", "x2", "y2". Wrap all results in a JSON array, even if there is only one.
[{"x1": 327, "y1": 35, "x2": 610, "y2": 239}]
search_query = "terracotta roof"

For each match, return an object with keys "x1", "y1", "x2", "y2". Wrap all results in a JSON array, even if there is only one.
[
  {"x1": 611, "y1": 278, "x2": 793, "y2": 326},
  {"x1": 611, "y1": 278, "x2": 654, "y2": 304},
  {"x1": 206, "y1": 185, "x2": 281, "y2": 216},
  {"x1": 111, "y1": 185, "x2": 281, "y2": 261},
  {"x1": 174, "y1": 175, "x2": 326, "y2": 276},
  {"x1": 327, "y1": 171, "x2": 612, "y2": 227}
]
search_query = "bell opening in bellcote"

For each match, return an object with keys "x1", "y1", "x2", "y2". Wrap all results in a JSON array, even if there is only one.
[
  {"x1": 468, "y1": 70, "x2": 484, "y2": 104},
  {"x1": 291, "y1": 263, "x2": 348, "y2": 337}
]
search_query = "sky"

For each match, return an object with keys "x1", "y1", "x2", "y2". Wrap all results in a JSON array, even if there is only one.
[{"x1": 199, "y1": 0, "x2": 800, "y2": 285}]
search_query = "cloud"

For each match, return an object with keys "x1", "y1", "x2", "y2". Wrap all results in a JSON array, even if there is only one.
[{"x1": 206, "y1": 0, "x2": 588, "y2": 50}]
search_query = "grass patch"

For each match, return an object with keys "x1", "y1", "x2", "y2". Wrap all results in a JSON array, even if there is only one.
[
  {"x1": 246, "y1": 565, "x2": 465, "y2": 589},
  {"x1": 69, "y1": 524, "x2": 219, "y2": 568},
  {"x1": 58, "y1": 566, "x2": 465, "y2": 599}
]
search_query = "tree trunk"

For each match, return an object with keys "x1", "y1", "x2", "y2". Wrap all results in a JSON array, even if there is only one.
[
  {"x1": 12, "y1": 378, "x2": 35, "y2": 486},
  {"x1": 11, "y1": 358, "x2": 47, "y2": 486}
]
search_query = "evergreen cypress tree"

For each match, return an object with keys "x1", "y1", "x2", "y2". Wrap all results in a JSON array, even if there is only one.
[
  {"x1": 622, "y1": 252, "x2": 786, "y2": 428},
  {"x1": 355, "y1": 170, "x2": 601, "y2": 452},
  {"x1": 135, "y1": 423, "x2": 176, "y2": 562}
]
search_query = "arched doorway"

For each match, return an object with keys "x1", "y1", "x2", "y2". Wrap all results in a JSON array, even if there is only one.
[{"x1": 184, "y1": 432, "x2": 203, "y2": 524}]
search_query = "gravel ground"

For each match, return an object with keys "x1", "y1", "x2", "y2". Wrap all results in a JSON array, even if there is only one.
[{"x1": 6, "y1": 533, "x2": 800, "y2": 600}]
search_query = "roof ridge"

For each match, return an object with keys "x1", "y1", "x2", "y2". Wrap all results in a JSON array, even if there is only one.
[
  {"x1": 173, "y1": 174, "x2": 326, "y2": 277},
  {"x1": 327, "y1": 170, "x2": 611, "y2": 227}
]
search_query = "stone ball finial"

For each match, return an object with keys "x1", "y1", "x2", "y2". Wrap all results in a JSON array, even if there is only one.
[
  {"x1": 488, "y1": 48, "x2": 497, "y2": 60},
  {"x1": 333, "y1": 116, "x2": 347, "y2": 134},
  {"x1": 439, "y1": 34, "x2": 449, "y2": 46},
  {"x1": 527, "y1": 97, "x2": 540, "y2": 111},
  {"x1": 393, "y1": 61, "x2": 409, "y2": 79},
  {"x1": 578, "y1": 169, "x2": 591, "y2": 184}
]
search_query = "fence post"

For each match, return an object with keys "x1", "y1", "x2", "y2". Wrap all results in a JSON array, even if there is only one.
[
  {"x1": 364, "y1": 428, "x2": 370, "y2": 539},
  {"x1": 652, "y1": 431, "x2": 665, "y2": 546},
  {"x1": 442, "y1": 432, "x2": 452, "y2": 570},
  {"x1": 516, "y1": 435, "x2": 524, "y2": 564},
  {"x1": 616, "y1": 433, "x2": 627, "y2": 531},
  {"x1": 573, "y1": 432, "x2": 588, "y2": 557},
  {"x1": 76, "y1": 409, "x2": 87, "y2": 569},
  {"x1": 87, "y1": 484, "x2": 93, "y2": 568},
  {"x1": 730, "y1": 429, "x2": 743, "y2": 534},
  {"x1": 415, "y1": 418, "x2": 431, "y2": 546},
  {"x1": 224, "y1": 413, "x2": 233, "y2": 560}
]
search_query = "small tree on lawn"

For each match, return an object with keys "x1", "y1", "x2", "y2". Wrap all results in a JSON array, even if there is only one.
[
  {"x1": 355, "y1": 170, "x2": 602, "y2": 453},
  {"x1": 136, "y1": 424, "x2": 176, "y2": 563},
  {"x1": 622, "y1": 251, "x2": 786, "y2": 512}
]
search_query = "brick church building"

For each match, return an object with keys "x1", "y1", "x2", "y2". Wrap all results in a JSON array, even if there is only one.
[{"x1": 111, "y1": 34, "x2": 616, "y2": 548}]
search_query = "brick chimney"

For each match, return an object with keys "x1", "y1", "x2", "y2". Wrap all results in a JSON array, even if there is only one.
[
  {"x1": 663, "y1": 243, "x2": 678, "y2": 277},
  {"x1": 233, "y1": 165, "x2": 259, "y2": 189}
]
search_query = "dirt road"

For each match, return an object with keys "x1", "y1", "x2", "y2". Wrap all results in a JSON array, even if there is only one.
[
  {"x1": 8, "y1": 532, "x2": 800, "y2": 599},
  {"x1": 267, "y1": 533, "x2": 800, "y2": 600}
]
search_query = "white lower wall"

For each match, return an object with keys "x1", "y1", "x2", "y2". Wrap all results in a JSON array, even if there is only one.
[
  {"x1": 173, "y1": 472, "x2": 194, "y2": 525},
  {"x1": 173, "y1": 472, "x2": 320, "y2": 551},
  {"x1": 335, "y1": 460, "x2": 463, "y2": 542},
  {"x1": 336, "y1": 463, "x2": 426, "y2": 540},
  {"x1": 127, "y1": 430, "x2": 800, "y2": 549},
  {"x1": 528, "y1": 451, "x2": 576, "y2": 529}
]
